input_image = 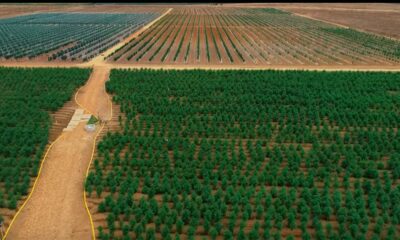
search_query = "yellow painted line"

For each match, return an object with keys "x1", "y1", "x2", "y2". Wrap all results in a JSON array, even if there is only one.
[
  {"x1": 74, "y1": 75, "x2": 94, "y2": 117},
  {"x1": 82, "y1": 67, "x2": 113, "y2": 240},
  {"x1": 2, "y1": 134, "x2": 65, "y2": 240}
]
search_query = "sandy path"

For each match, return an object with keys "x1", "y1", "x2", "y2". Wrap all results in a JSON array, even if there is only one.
[
  {"x1": 75, "y1": 66, "x2": 112, "y2": 121},
  {"x1": 5, "y1": 126, "x2": 95, "y2": 240},
  {"x1": 4, "y1": 67, "x2": 112, "y2": 240}
]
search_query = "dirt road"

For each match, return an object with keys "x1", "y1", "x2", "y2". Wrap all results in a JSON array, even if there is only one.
[
  {"x1": 75, "y1": 66, "x2": 112, "y2": 121},
  {"x1": 88, "y1": 8, "x2": 173, "y2": 65},
  {"x1": 4, "y1": 67, "x2": 112, "y2": 240},
  {"x1": 5, "y1": 126, "x2": 95, "y2": 240}
]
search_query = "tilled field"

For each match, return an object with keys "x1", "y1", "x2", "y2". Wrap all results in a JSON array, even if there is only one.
[{"x1": 107, "y1": 7, "x2": 400, "y2": 67}]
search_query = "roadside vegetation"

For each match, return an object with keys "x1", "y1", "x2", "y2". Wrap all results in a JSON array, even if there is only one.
[{"x1": 0, "y1": 67, "x2": 91, "y2": 220}]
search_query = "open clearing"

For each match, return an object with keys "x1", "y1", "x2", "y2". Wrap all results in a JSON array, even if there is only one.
[
  {"x1": 0, "y1": 4, "x2": 167, "y2": 19},
  {"x1": 2, "y1": 66, "x2": 112, "y2": 240},
  {"x1": 274, "y1": 3, "x2": 400, "y2": 40}
]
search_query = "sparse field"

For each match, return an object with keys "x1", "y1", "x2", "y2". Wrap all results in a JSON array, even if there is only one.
[
  {"x1": 0, "y1": 4, "x2": 167, "y2": 18},
  {"x1": 277, "y1": 5, "x2": 400, "y2": 40},
  {"x1": 107, "y1": 7, "x2": 400, "y2": 67},
  {"x1": 0, "y1": 12, "x2": 160, "y2": 62},
  {"x1": 0, "y1": 4, "x2": 75, "y2": 19},
  {"x1": 86, "y1": 69, "x2": 400, "y2": 240},
  {"x1": 0, "y1": 67, "x2": 91, "y2": 229}
]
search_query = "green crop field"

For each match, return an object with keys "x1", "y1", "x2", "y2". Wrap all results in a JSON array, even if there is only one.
[
  {"x1": 0, "y1": 67, "x2": 91, "y2": 223},
  {"x1": 85, "y1": 69, "x2": 400, "y2": 240},
  {"x1": 0, "y1": 12, "x2": 159, "y2": 61}
]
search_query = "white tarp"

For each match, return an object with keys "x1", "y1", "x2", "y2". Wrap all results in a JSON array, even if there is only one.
[{"x1": 85, "y1": 124, "x2": 96, "y2": 132}]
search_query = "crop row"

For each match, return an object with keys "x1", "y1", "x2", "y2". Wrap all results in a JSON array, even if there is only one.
[
  {"x1": 86, "y1": 69, "x2": 400, "y2": 240},
  {"x1": 0, "y1": 12, "x2": 159, "y2": 61},
  {"x1": 109, "y1": 7, "x2": 400, "y2": 65},
  {"x1": 0, "y1": 67, "x2": 91, "y2": 226}
]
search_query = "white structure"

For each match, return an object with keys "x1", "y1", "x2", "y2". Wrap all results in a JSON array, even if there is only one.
[
  {"x1": 85, "y1": 124, "x2": 96, "y2": 132},
  {"x1": 63, "y1": 109, "x2": 94, "y2": 132}
]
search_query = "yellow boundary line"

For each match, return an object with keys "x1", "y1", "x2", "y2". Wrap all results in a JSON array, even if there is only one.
[
  {"x1": 83, "y1": 124, "x2": 104, "y2": 240},
  {"x1": 2, "y1": 134, "x2": 65, "y2": 240},
  {"x1": 1, "y1": 69, "x2": 97, "y2": 239},
  {"x1": 74, "y1": 69, "x2": 94, "y2": 117},
  {"x1": 81, "y1": 67, "x2": 113, "y2": 240},
  {"x1": 2, "y1": 67, "x2": 109, "y2": 240}
]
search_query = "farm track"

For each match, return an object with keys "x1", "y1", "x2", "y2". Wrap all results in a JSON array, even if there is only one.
[
  {"x1": 3, "y1": 66, "x2": 112, "y2": 240},
  {"x1": 89, "y1": 8, "x2": 173, "y2": 65},
  {"x1": 1, "y1": 60, "x2": 400, "y2": 72}
]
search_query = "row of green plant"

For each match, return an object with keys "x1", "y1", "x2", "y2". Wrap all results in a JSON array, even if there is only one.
[
  {"x1": 0, "y1": 67, "x2": 90, "y2": 221},
  {"x1": 0, "y1": 12, "x2": 159, "y2": 61},
  {"x1": 86, "y1": 69, "x2": 400, "y2": 240},
  {"x1": 109, "y1": 8, "x2": 400, "y2": 65}
]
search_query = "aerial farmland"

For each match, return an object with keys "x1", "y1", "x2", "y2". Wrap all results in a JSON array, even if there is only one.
[{"x1": 0, "y1": 3, "x2": 399, "y2": 240}]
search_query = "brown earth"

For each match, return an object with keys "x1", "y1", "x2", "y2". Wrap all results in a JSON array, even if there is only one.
[
  {"x1": 0, "y1": 4, "x2": 78, "y2": 19},
  {"x1": 74, "y1": 66, "x2": 112, "y2": 121},
  {"x1": 227, "y1": 3, "x2": 400, "y2": 12},
  {"x1": 281, "y1": 6, "x2": 400, "y2": 39},
  {"x1": 0, "y1": 98, "x2": 77, "y2": 237},
  {"x1": 5, "y1": 125, "x2": 95, "y2": 240},
  {"x1": 109, "y1": 7, "x2": 400, "y2": 67},
  {"x1": 0, "y1": 3, "x2": 168, "y2": 18},
  {"x1": 3, "y1": 67, "x2": 112, "y2": 240}
]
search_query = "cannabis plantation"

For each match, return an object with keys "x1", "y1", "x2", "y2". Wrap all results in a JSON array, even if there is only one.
[
  {"x1": 86, "y1": 69, "x2": 400, "y2": 240},
  {"x1": 0, "y1": 12, "x2": 159, "y2": 61},
  {"x1": 0, "y1": 67, "x2": 90, "y2": 221},
  {"x1": 108, "y1": 7, "x2": 400, "y2": 66}
]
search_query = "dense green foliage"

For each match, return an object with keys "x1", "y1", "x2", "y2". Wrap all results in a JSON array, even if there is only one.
[
  {"x1": 0, "y1": 67, "x2": 90, "y2": 218},
  {"x1": 0, "y1": 13, "x2": 159, "y2": 61},
  {"x1": 87, "y1": 69, "x2": 400, "y2": 239}
]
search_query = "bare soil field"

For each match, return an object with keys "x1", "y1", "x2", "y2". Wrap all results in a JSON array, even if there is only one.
[
  {"x1": 1, "y1": 61, "x2": 400, "y2": 72},
  {"x1": 0, "y1": 4, "x2": 76, "y2": 18},
  {"x1": 0, "y1": 4, "x2": 168, "y2": 18},
  {"x1": 228, "y1": 3, "x2": 400, "y2": 12},
  {"x1": 275, "y1": 4, "x2": 400, "y2": 39}
]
